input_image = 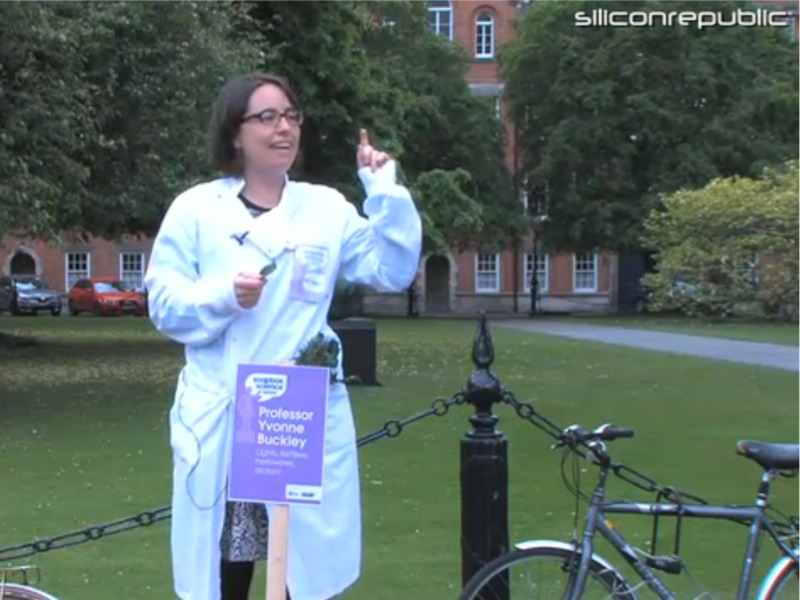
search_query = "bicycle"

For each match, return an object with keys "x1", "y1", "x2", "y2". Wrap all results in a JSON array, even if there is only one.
[
  {"x1": 1, "y1": 565, "x2": 59, "y2": 600},
  {"x1": 459, "y1": 423, "x2": 798, "y2": 600}
]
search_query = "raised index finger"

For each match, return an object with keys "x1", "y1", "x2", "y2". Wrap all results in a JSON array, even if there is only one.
[{"x1": 359, "y1": 128, "x2": 370, "y2": 147}]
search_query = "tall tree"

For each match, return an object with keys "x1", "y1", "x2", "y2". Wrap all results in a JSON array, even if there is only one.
[
  {"x1": 79, "y1": 1, "x2": 268, "y2": 238},
  {"x1": 245, "y1": 0, "x2": 377, "y2": 202},
  {"x1": 0, "y1": 2, "x2": 97, "y2": 239},
  {"x1": 362, "y1": 0, "x2": 521, "y2": 250},
  {"x1": 0, "y1": 1, "x2": 266, "y2": 240},
  {"x1": 501, "y1": 0, "x2": 799, "y2": 253}
]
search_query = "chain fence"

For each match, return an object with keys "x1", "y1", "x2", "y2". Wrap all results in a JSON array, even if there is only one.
[
  {"x1": 501, "y1": 391, "x2": 799, "y2": 540},
  {"x1": 0, "y1": 392, "x2": 466, "y2": 563},
  {"x1": 3, "y1": 349, "x2": 796, "y2": 566}
]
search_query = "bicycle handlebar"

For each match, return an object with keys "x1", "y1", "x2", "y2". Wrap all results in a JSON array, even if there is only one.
[{"x1": 553, "y1": 423, "x2": 635, "y2": 448}]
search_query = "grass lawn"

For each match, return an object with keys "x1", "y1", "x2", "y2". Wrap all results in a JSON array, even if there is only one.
[
  {"x1": 557, "y1": 313, "x2": 799, "y2": 346},
  {"x1": 0, "y1": 315, "x2": 797, "y2": 599}
]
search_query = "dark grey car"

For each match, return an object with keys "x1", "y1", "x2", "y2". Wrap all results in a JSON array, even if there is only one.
[{"x1": 0, "y1": 275, "x2": 63, "y2": 316}]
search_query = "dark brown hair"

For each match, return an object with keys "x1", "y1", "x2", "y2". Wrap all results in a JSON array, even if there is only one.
[{"x1": 207, "y1": 72, "x2": 302, "y2": 175}]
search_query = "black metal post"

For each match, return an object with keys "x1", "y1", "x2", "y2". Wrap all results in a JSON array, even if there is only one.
[
  {"x1": 460, "y1": 312, "x2": 509, "y2": 599},
  {"x1": 512, "y1": 234, "x2": 519, "y2": 314},
  {"x1": 406, "y1": 282, "x2": 419, "y2": 317},
  {"x1": 529, "y1": 247, "x2": 538, "y2": 316}
]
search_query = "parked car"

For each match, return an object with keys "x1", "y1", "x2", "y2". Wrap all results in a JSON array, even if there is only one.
[
  {"x1": 68, "y1": 278, "x2": 146, "y2": 316},
  {"x1": 0, "y1": 275, "x2": 62, "y2": 316}
]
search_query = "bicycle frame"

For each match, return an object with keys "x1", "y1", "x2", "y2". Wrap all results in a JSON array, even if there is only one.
[{"x1": 568, "y1": 466, "x2": 798, "y2": 600}]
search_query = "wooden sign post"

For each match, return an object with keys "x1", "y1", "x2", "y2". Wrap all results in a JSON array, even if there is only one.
[{"x1": 267, "y1": 504, "x2": 290, "y2": 600}]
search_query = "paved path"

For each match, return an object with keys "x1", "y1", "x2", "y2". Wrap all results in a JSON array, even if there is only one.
[{"x1": 494, "y1": 320, "x2": 799, "y2": 372}]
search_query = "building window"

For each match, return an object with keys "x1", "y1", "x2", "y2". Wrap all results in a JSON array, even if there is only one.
[
  {"x1": 120, "y1": 252, "x2": 145, "y2": 291},
  {"x1": 524, "y1": 252, "x2": 548, "y2": 293},
  {"x1": 475, "y1": 253, "x2": 500, "y2": 292},
  {"x1": 427, "y1": 1, "x2": 452, "y2": 39},
  {"x1": 530, "y1": 181, "x2": 550, "y2": 218},
  {"x1": 65, "y1": 252, "x2": 90, "y2": 291},
  {"x1": 475, "y1": 11, "x2": 495, "y2": 58},
  {"x1": 573, "y1": 253, "x2": 598, "y2": 292}
]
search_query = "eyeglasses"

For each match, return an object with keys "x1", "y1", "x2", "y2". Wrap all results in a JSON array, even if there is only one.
[{"x1": 241, "y1": 107, "x2": 304, "y2": 127}]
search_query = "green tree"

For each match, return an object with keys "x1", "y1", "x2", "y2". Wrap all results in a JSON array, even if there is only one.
[
  {"x1": 0, "y1": 1, "x2": 266, "y2": 240},
  {"x1": 79, "y1": 1, "x2": 267, "y2": 238},
  {"x1": 363, "y1": 0, "x2": 520, "y2": 249},
  {"x1": 411, "y1": 169, "x2": 485, "y2": 254},
  {"x1": 245, "y1": 0, "x2": 377, "y2": 202},
  {"x1": 0, "y1": 2, "x2": 97, "y2": 239},
  {"x1": 501, "y1": 0, "x2": 799, "y2": 253},
  {"x1": 641, "y1": 160, "x2": 798, "y2": 320}
]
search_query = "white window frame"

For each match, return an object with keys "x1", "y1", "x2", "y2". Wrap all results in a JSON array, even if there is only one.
[
  {"x1": 427, "y1": 1, "x2": 453, "y2": 40},
  {"x1": 524, "y1": 252, "x2": 549, "y2": 294},
  {"x1": 65, "y1": 252, "x2": 91, "y2": 291},
  {"x1": 475, "y1": 11, "x2": 495, "y2": 59},
  {"x1": 119, "y1": 252, "x2": 146, "y2": 291},
  {"x1": 573, "y1": 253, "x2": 598, "y2": 293},
  {"x1": 475, "y1": 253, "x2": 500, "y2": 293}
]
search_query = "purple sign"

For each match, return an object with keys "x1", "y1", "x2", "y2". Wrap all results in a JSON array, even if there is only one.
[{"x1": 228, "y1": 363, "x2": 329, "y2": 506}]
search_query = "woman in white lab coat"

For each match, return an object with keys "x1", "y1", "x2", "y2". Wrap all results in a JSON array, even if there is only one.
[{"x1": 144, "y1": 72, "x2": 422, "y2": 600}]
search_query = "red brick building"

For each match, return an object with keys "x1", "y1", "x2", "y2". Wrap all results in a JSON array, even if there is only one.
[{"x1": 0, "y1": 233, "x2": 150, "y2": 294}]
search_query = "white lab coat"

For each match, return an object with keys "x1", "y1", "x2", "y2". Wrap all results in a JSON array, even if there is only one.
[{"x1": 144, "y1": 161, "x2": 422, "y2": 600}]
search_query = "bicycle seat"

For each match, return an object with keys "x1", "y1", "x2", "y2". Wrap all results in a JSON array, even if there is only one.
[{"x1": 736, "y1": 440, "x2": 799, "y2": 471}]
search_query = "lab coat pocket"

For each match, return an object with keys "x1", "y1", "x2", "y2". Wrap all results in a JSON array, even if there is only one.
[
  {"x1": 289, "y1": 244, "x2": 333, "y2": 303},
  {"x1": 169, "y1": 376, "x2": 231, "y2": 467},
  {"x1": 169, "y1": 379, "x2": 233, "y2": 510}
]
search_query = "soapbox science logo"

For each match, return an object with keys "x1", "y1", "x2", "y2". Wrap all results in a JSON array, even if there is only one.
[{"x1": 245, "y1": 371, "x2": 288, "y2": 402}]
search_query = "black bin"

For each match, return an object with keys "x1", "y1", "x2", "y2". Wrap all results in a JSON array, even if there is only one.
[{"x1": 332, "y1": 317, "x2": 379, "y2": 386}]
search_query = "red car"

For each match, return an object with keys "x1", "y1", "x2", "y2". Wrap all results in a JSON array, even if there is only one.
[{"x1": 68, "y1": 277, "x2": 146, "y2": 316}]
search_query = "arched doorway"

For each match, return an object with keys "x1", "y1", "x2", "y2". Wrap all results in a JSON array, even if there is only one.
[
  {"x1": 425, "y1": 254, "x2": 450, "y2": 313},
  {"x1": 10, "y1": 251, "x2": 36, "y2": 276}
]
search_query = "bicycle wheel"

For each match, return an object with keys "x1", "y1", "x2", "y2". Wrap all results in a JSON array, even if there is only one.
[
  {"x1": 0, "y1": 583, "x2": 60, "y2": 600},
  {"x1": 459, "y1": 542, "x2": 638, "y2": 600},
  {"x1": 757, "y1": 555, "x2": 798, "y2": 600}
]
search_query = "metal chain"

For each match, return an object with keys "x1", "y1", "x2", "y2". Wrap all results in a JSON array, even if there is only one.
[
  {"x1": 357, "y1": 392, "x2": 466, "y2": 447},
  {"x1": 502, "y1": 392, "x2": 798, "y2": 536},
  {"x1": 0, "y1": 392, "x2": 466, "y2": 564},
  {"x1": 503, "y1": 392, "x2": 711, "y2": 500},
  {"x1": 0, "y1": 507, "x2": 172, "y2": 563}
]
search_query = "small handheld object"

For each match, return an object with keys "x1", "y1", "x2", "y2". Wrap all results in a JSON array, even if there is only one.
[{"x1": 260, "y1": 262, "x2": 277, "y2": 279}]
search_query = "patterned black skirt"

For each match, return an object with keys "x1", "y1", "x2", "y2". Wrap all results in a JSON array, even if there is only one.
[{"x1": 220, "y1": 500, "x2": 269, "y2": 561}]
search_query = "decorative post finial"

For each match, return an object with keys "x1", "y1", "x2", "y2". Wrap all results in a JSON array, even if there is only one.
[
  {"x1": 471, "y1": 311, "x2": 495, "y2": 371},
  {"x1": 465, "y1": 312, "x2": 502, "y2": 436}
]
